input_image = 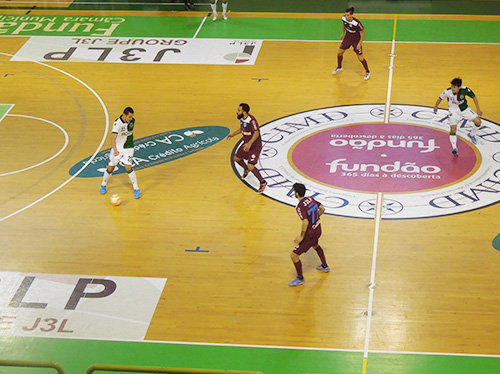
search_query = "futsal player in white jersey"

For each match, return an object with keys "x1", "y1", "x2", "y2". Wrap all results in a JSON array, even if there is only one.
[
  {"x1": 433, "y1": 78, "x2": 483, "y2": 156},
  {"x1": 99, "y1": 107, "x2": 141, "y2": 199},
  {"x1": 210, "y1": 0, "x2": 228, "y2": 21}
]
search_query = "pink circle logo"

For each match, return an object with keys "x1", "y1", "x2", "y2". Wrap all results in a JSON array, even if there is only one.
[
  {"x1": 231, "y1": 104, "x2": 500, "y2": 219},
  {"x1": 290, "y1": 123, "x2": 479, "y2": 193}
]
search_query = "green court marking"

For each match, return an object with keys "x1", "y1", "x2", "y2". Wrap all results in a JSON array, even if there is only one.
[
  {"x1": 1, "y1": 337, "x2": 499, "y2": 374},
  {"x1": 368, "y1": 352, "x2": 500, "y2": 374},
  {"x1": 396, "y1": 19, "x2": 500, "y2": 43},
  {"x1": 0, "y1": 0, "x2": 493, "y2": 15},
  {"x1": 197, "y1": 18, "x2": 394, "y2": 41},
  {"x1": 0, "y1": 104, "x2": 13, "y2": 123},
  {"x1": 0, "y1": 15, "x2": 498, "y2": 43},
  {"x1": 0, "y1": 337, "x2": 361, "y2": 374},
  {"x1": 493, "y1": 233, "x2": 500, "y2": 251}
]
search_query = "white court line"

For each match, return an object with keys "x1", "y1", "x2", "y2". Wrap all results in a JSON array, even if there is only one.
[
  {"x1": 362, "y1": 15, "x2": 397, "y2": 374},
  {"x1": 362, "y1": 192, "x2": 384, "y2": 373},
  {"x1": 0, "y1": 114, "x2": 69, "y2": 177},
  {"x1": 384, "y1": 16, "x2": 398, "y2": 124},
  {"x1": 192, "y1": 15, "x2": 208, "y2": 39},
  {"x1": 0, "y1": 52, "x2": 109, "y2": 223}
]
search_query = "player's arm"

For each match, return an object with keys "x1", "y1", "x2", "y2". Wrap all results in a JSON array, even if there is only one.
[
  {"x1": 318, "y1": 204, "x2": 325, "y2": 217},
  {"x1": 357, "y1": 28, "x2": 366, "y2": 49},
  {"x1": 340, "y1": 23, "x2": 345, "y2": 40},
  {"x1": 472, "y1": 96, "x2": 483, "y2": 116},
  {"x1": 294, "y1": 218, "x2": 309, "y2": 244},
  {"x1": 226, "y1": 127, "x2": 242, "y2": 140},
  {"x1": 111, "y1": 133, "x2": 119, "y2": 156},
  {"x1": 433, "y1": 97, "x2": 443, "y2": 113},
  {"x1": 243, "y1": 130, "x2": 259, "y2": 152}
]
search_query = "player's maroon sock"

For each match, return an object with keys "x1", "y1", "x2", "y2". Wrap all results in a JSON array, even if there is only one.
[
  {"x1": 337, "y1": 55, "x2": 343, "y2": 68},
  {"x1": 250, "y1": 166, "x2": 264, "y2": 183},
  {"x1": 294, "y1": 260, "x2": 303, "y2": 279},
  {"x1": 314, "y1": 246, "x2": 328, "y2": 268},
  {"x1": 361, "y1": 58, "x2": 369, "y2": 72},
  {"x1": 236, "y1": 159, "x2": 248, "y2": 170}
]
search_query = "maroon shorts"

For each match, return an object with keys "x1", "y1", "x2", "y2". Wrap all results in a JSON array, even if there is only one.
[
  {"x1": 293, "y1": 234, "x2": 321, "y2": 255},
  {"x1": 236, "y1": 143, "x2": 262, "y2": 165},
  {"x1": 340, "y1": 36, "x2": 363, "y2": 55}
]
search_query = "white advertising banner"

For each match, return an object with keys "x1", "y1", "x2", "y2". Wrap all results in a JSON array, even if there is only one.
[
  {"x1": 0, "y1": 272, "x2": 166, "y2": 340},
  {"x1": 11, "y1": 36, "x2": 263, "y2": 65}
]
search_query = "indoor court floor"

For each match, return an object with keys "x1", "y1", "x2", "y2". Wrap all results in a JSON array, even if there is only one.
[{"x1": 1, "y1": 1, "x2": 500, "y2": 373}]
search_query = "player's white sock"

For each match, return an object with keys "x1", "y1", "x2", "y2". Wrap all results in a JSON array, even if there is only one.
[
  {"x1": 210, "y1": 1, "x2": 217, "y2": 15},
  {"x1": 470, "y1": 123, "x2": 481, "y2": 136},
  {"x1": 101, "y1": 169, "x2": 112, "y2": 186},
  {"x1": 449, "y1": 134, "x2": 457, "y2": 149},
  {"x1": 222, "y1": 2, "x2": 228, "y2": 15},
  {"x1": 127, "y1": 170, "x2": 139, "y2": 190}
]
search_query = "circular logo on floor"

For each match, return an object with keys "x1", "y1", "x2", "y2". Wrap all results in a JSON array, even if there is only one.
[{"x1": 230, "y1": 104, "x2": 500, "y2": 219}]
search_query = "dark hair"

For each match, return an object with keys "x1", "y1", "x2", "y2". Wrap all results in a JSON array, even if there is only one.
[
  {"x1": 293, "y1": 183, "x2": 306, "y2": 198},
  {"x1": 123, "y1": 107, "x2": 134, "y2": 115},
  {"x1": 451, "y1": 78, "x2": 462, "y2": 87},
  {"x1": 345, "y1": 7, "x2": 354, "y2": 14},
  {"x1": 239, "y1": 103, "x2": 250, "y2": 113}
]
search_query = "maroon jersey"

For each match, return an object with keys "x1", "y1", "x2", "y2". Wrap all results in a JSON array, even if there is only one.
[
  {"x1": 296, "y1": 196, "x2": 322, "y2": 238},
  {"x1": 342, "y1": 16, "x2": 364, "y2": 41},
  {"x1": 240, "y1": 114, "x2": 262, "y2": 148}
]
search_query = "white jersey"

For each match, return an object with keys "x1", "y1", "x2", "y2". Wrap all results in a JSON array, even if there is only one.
[
  {"x1": 439, "y1": 86, "x2": 476, "y2": 113},
  {"x1": 111, "y1": 116, "x2": 134, "y2": 150}
]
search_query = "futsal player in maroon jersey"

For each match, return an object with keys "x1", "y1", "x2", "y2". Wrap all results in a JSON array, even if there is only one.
[
  {"x1": 227, "y1": 103, "x2": 267, "y2": 193},
  {"x1": 332, "y1": 7, "x2": 371, "y2": 80},
  {"x1": 289, "y1": 183, "x2": 330, "y2": 287}
]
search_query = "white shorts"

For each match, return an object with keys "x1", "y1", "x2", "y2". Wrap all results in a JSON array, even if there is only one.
[
  {"x1": 448, "y1": 107, "x2": 479, "y2": 126},
  {"x1": 108, "y1": 148, "x2": 134, "y2": 166}
]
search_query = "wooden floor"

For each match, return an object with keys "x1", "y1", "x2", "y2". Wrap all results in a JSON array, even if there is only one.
[{"x1": 1, "y1": 9, "x2": 500, "y2": 361}]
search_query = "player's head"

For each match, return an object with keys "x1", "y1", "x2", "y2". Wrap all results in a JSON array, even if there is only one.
[
  {"x1": 122, "y1": 107, "x2": 134, "y2": 123},
  {"x1": 345, "y1": 7, "x2": 354, "y2": 21},
  {"x1": 237, "y1": 103, "x2": 250, "y2": 120},
  {"x1": 450, "y1": 78, "x2": 462, "y2": 94},
  {"x1": 293, "y1": 183, "x2": 306, "y2": 199}
]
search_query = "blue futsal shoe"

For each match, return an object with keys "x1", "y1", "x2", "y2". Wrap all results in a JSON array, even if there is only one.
[
  {"x1": 452, "y1": 148, "x2": 459, "y2": 157},
  {"x1": 316, "y1": 265, "x2": 331, "y2": 273},
  {"x1": 134, "y1": 189, "x2": 141, "y2": 199},
  {"x1": 288, "y1": 277, "x2": 305, "y2": 287},
  {"x1": 99, "y1": 185, "x2": 106, "y2": 194},
  {"x1": 467, "y1": 132, "x2": 477, "y2": 145}
]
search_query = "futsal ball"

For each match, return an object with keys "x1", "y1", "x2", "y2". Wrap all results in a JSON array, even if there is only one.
[{"x1": 110, "y1": 194, "x2": 121, "y2": 206}]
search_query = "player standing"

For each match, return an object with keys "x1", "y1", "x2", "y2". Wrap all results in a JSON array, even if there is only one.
[
  {"x1": 433, "y1": 77, "x2": 483, "y2": 156},
  {"x1": 289, "y1": 183, "x2": 330, "y2": 287},
  {"x1": 210, "y1": 0, "x2": 228, "y2": 21},
  {"x1": 332, "y1": 7, "x2": 371, "y2": 80},
  {"x1": 227, "y1": 103, "x2": 267, "y2": 193},
  {"x1": 99, "y1": 107, "x2": 141, "y2": 199}
]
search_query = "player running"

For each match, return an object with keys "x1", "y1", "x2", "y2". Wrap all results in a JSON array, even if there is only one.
[{"x1": 433, "y1": 78, "x2": 483, "y2": 156}]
